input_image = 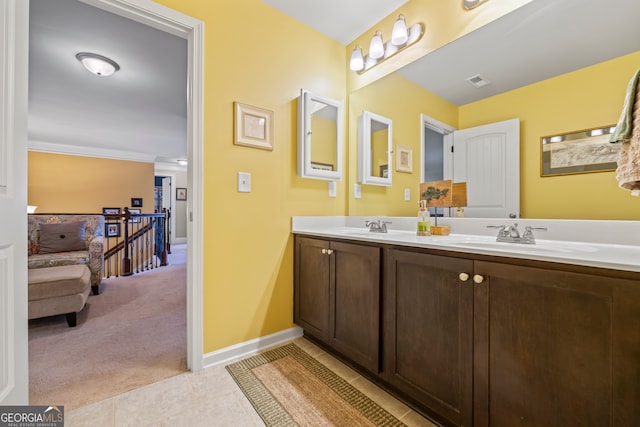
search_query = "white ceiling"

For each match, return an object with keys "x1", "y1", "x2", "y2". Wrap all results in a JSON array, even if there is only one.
[
  {"x1": 261, "y1": 0, "x2": 408, "y2": 45},
  {"x1": 28, "y1": 0, "x2": 187, "y2": 164},
  {"x1": 28, "y1": 0, "x2": 640, "y2": 162}
]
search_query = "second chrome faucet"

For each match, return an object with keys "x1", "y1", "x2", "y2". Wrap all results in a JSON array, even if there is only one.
[
  {"x1": 487, "y1": 223, "x2": 547, "y2": 244},
  {"x1": 365, "y1": 220, "x2": 391, "y2": 233}
]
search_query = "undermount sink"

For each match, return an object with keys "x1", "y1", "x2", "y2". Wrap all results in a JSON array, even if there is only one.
[
  {"x1": 449, "y1": 239, "x2": 598, "y2": 254},
  {"x1": 341, "y1": 229, "x2": 408, "y2": 237}
]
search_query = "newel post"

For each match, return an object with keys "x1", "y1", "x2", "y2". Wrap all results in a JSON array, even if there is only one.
[{"x1": 122, "y1": 207, "x2": 133, "y2": 276}]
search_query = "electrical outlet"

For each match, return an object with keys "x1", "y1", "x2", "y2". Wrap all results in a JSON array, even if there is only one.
[
  {"x1": 354, "y1": 183, "x2": 362, "y2": 199},
  {"x1": 404, "y1": 188, "x2": 411, "y2": 201},
  {"x1": 238, "y1": 172, "x2": 251, "y2": 192}
]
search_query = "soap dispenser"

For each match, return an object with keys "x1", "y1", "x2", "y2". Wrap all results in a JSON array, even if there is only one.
[{"x1": 417, "y1": 200, "x2": 431, "y2": 236}]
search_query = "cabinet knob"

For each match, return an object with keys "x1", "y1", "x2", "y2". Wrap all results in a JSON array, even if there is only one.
[
  {"x1": 473, "y1": 274, "x2": 484, "y2": 284},
  {"x1": 321, "y1": 249, "x2": 327, "y2": 254},
  {"x1": 327, "y1": 249, "x2": 334, "y2": 255},
  {"x1": 458, "y1": 273, "x2": 470, "y2": 282}
]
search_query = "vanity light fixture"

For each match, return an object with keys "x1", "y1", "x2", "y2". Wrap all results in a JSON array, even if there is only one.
[
  {"x1": 463, "y1": 0, "x2": 489, "y2": 10},
  {"x1": 350, "y1": 15, "x2": 424, "y2": 74},
  {"x1": 75, "y1": 52, "x2": 120, "y2": 77}
]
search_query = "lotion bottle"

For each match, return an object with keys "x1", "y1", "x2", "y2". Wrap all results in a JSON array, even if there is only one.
[{"x1": 417, "y1": 200, "x2": 431, "y2": 236}]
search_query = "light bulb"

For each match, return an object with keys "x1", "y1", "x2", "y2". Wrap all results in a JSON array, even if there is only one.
[
  {"x1": 369, "y1": 31, "x2": 384, "y2": 60},
  {"x1": 391, "y1": 15, "x2": 408, "y2": 45},
  {"x1": 349, "y1": 46, "x2": 364, "y2": 71}
]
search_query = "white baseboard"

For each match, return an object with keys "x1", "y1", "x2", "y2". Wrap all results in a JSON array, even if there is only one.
[{"x1": 202, "y1": 326, "x2": 303, "y2": 369}]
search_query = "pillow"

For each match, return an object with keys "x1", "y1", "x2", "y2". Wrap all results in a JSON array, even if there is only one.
[{"x1": 38, "y1": 221, "x2": 87, "y2": 254}]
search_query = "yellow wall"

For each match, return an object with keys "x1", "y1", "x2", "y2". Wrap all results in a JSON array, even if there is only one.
[
  {"x1": 459, "y1": 51, "x2": 640, "y2": 220},
  {"x1": 348, "y1": 73, "x2": 458, "y2": 216},
  {"x1": 154, "y1": 0, "x2": 346, "y2": 352},
  {"x1": 28, "y1": 152, "x2": 154, "y2": 214}
]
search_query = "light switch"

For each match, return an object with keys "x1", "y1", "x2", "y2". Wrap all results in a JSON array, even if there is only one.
[
  {"x1": 238, "y1": 172, "x2": 251, "y2": 193},
  {"x1": 328, "y1": 181, "x2": 337, "y2": 198},
  {"x1": 404, "y1": 188, "x2": 411, "y2": 201},
  {"x1": 354, "y1": 183, "x2": 362, "y2": 199}
]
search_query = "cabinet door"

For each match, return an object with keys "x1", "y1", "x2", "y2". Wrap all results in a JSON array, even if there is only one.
[
  {"x1": 294, "y1": 236, "x2": 331, "y2": 342},
  {"x1": 474, "y1": 261, "x2": 640, "y2": 427},
  {"x1": 329, "y1": 241, "x2": 380, "y2": 373},
  {"x1": 384, "y1": 249, "x2": 474, "y2": 426}
]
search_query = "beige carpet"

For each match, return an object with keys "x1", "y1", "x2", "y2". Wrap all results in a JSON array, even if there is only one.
[
  {"x1": 226, "y1": 343, "x2": 407, "y2": 427},
  {"x1": 28, "y1": 244, "x2": 187, "y2": 411}
]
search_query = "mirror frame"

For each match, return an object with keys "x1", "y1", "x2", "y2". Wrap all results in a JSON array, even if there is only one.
[
  {"x1": 297, "y1": 89, "x2": 344, "y2": 181},
  {"x1": 358, "y1": 110, "x2": 393, "y2": 186}
]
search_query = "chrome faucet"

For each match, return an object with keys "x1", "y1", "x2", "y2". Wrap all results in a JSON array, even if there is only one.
[
  {"x1": 487, "y1": 223, "x2": 547, "y2": 244},
  {"x1": 365, "y1": 220, "x2": 391, "y2": 233}
]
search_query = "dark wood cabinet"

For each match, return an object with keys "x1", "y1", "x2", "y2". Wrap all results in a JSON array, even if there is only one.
[
  {"x1": 473, "y1": 261, "x2": 640, "y2": 427},
  {"x1": 294, "y1": 234, "x2": 640, "y2": 427},
  {"x1": 384, "y1": 249, "x2": 474, "y2": 427},
  {"x1": 294, "y1": 236, "x2": 330, "y2": 341},
  {"x1": 294, "y1": 236, "x2": 380, "y2": 373}
]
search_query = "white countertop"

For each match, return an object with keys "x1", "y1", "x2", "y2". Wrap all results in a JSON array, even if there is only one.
[{"x1": 292, "y1": 216, "x2": 640, "y2": 273}]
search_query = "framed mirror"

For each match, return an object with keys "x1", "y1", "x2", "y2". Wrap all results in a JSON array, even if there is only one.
[
  {"x1": 297, "y1": 89, "x2": 343, "y2": 181},
  {"x1": 358, "y1": 110, "x2": 393, "y2": 186}
]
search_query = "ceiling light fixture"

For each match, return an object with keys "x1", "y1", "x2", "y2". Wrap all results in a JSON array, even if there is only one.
[
  {"x1": 75, "y1": 52, "x2": 120, "y2": 77},
  {"x1": 350, "y1": 16, "x2": 424, "y2": 74}
]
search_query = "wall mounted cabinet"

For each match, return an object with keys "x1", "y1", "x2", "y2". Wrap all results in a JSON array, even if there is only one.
[
  {"x1": 357, "y1": 110, "x2": 392, "y2": 186},
  {"x1": 297, "y1": 89, "x2": 344, "y2": 181}
]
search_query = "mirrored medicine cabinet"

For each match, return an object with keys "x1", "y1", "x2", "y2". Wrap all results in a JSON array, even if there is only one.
[
  {"x1": 358, "y1": 110, "x2": 393, "y2": 186},
  {"x1": 297, "y1": 89, "x2": 344, "y2": 181}
]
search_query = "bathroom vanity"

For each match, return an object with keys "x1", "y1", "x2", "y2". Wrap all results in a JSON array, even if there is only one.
[{"x1": 292, "y1": 216, "x2": 640, "y2": 427}]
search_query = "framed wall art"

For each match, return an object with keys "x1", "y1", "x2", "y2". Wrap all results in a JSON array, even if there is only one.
[
  {"x1": 234, "y1": 102, "x2": 274, "y2": 150},
  {"x1": 541, "y1": 125, "x2": 620, "y2": 176},
  {"x1": 128, "y1": 208, "x2": 141, "y2": 223},
  {"x1": 105, "y1": 222, "x2": 121, "y2": 238},
  {"x1": 395, "y1": 144, "x2": 413, "y2": 173},
  {"x1": 176, "y1": 187, "x2": 187, "y2": 201},
  {"x1": 102, "y1": 207, "x2": 121, "y2": 215}
]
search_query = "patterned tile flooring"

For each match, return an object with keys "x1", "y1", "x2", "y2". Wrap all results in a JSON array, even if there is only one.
[{"x1": 66, "y1": 338, "x2": 438, "y2": 427}]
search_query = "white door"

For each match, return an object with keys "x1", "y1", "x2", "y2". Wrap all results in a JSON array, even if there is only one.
[
  {"x1": 0, "y1": 0, "x2": 29, "y2": 404},
  {"x1": 452, "y1": 118, "x2": 520, "y2": 218}
]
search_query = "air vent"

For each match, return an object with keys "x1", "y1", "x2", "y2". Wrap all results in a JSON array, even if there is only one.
[{"x1": 465, "y1": 74, "x2": 491, "y2": 88}]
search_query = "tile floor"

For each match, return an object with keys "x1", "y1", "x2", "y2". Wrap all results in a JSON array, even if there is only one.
[{"x1": 66, "y1": 337, "x2": 438, "y2": 427}]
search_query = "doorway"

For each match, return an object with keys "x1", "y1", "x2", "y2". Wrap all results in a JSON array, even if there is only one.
[{"x1": 0, "y1": 0, "x2": 204, "y2": 404}]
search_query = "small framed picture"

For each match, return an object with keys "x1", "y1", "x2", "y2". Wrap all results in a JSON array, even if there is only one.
[
  {"x1": 131, "y1": 198, "x2": 143, "y2": 207},
  {"x1": 176, "y1": 187, "x2": 187, "y2": 201},
  {"x1": 105, "y1": 222, "x2": 121, "y2": 238},
  {"x1": 395, "y1": 144, "x2": 413, "y2": 173},
  {"x1": 310, "y1": 162, "x2": 334, "y2": 171},
  {"x1": 234, "y1": 102, "x2": 274, "y2": 150},
  {"x1": 102, "y1": 207, "x2": 121, "y2": 215},
  {"x1": 129, "y1": 208, "x2": 141, "y2": 223}
]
